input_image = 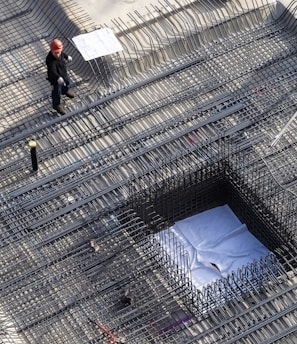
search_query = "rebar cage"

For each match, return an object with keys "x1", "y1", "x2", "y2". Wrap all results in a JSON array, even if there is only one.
[{"x1": 0, "y1": 0, "x2": 297, "y2": 343}]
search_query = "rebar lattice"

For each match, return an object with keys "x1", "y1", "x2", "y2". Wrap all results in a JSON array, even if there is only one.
[{"x1": 0, "y1": 0, "x2": 297, "y2": 343}]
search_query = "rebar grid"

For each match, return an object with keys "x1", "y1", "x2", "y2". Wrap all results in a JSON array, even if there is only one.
[
  {"x1": 0, "y1": 0, "x2": 281, "y2": 144},
  {"x1": 0, "y1": 200, "x2": 296, "y2": 344},
  {"x1": 0, "y1": 0, "x2": 297, "y2": 343}
]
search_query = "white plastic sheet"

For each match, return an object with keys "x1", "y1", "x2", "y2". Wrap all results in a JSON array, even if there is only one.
[
  {"x1": 72, "y1": 28, "x2": 123, "y2": 61},
  {"x1": 154, "y1": 205, "x2": 269, "y2": 290}
]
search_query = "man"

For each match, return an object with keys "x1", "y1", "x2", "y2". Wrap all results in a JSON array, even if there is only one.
[{"x1": 46, "y1": 38, "x2": 75, "y2": 115}]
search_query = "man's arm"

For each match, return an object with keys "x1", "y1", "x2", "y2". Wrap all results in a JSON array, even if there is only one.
[{"x1": 46, "y1": 56, "x2": 60, "y2": 83}]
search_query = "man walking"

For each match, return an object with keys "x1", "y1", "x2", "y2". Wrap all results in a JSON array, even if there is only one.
[{"x1": 46, "y1": 39, "x2": 75, "y2": 115}]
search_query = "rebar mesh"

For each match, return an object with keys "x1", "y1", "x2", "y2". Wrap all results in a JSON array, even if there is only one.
[{"x1": 0, "y1": 0, "x2": 297, "y2": 343}]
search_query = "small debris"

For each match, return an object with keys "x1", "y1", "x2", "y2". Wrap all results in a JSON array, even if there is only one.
[{"x1": 90, "y1": 239, "x2": 100, "y2": 252}]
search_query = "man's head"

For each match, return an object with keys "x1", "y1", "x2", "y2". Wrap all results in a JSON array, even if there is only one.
[{"x1": 50, "y1": 39, "x2": 63, "y2": 58}]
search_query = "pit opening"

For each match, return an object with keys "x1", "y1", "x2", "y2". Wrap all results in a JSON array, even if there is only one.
[{"x1": 134, "y1": 166, "x2": 291, "y2": 253}]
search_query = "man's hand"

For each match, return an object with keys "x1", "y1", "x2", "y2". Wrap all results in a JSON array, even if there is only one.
[
  {"x1": 67, "y1": 55, "x2": 72, "y2": 63},
  {"x1": 57, "y1": 77, "x2": 64, "y2": 85}
]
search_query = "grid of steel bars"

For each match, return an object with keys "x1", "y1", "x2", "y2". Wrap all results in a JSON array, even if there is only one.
[{"x1": 0, "y1": 0, "x2": 297, "y2": 343}]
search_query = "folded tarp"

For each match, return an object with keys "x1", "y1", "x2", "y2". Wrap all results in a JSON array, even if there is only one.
[{"x1": 154, "y1": 204, "x2": 269, "y2": 290}]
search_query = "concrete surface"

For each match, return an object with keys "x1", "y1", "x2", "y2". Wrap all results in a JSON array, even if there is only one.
[
  {"x1": 73, "y1": 0, "x2": 165, "y2": 28},
  {"x1": 73, "y1": 0, "x2": 290, "y2": 30}
]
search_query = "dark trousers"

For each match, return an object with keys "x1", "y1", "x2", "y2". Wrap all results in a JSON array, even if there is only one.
[{"x1": 52, "y1": 75, "x2": 70, "y2": 108}]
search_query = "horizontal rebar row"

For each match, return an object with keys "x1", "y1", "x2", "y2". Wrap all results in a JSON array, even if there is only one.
[{"x1": 0, "y1": 0, "x2": 297, "y2": 343}]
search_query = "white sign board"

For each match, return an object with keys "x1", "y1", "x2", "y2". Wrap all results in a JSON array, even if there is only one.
[{"x1": 72, "y1": 28, "x2": 123, "y2": 61}]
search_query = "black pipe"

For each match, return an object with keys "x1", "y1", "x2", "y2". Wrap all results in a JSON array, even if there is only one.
[{"x1": 29, "y1": 140, "x2": 38, "y2": 171}]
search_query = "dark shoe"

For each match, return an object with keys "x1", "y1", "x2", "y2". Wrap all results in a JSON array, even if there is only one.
[
  {"x1": 65, "y1": 91, "x2": 75, "y2": 98},
  {"x1": 54, "y1": 104, "x2": 66, "y2": 115}
]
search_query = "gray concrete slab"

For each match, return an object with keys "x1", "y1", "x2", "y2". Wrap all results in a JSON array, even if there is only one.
[
  {"x1": 73, "y1": 0, "x2": 165, "y2": 28},
  {"x1": 73, "y1": 0, "x2": 283, "y2": 30}
]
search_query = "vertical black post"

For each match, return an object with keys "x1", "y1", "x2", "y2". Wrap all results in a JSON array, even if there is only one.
[{"x1": 29, "y1": 140, "x2": 38, "y2": 171}]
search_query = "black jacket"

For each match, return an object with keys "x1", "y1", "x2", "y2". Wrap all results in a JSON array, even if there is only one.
[{"x1": 46, "y1": 51, "x2": 69, "y2": 84}]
